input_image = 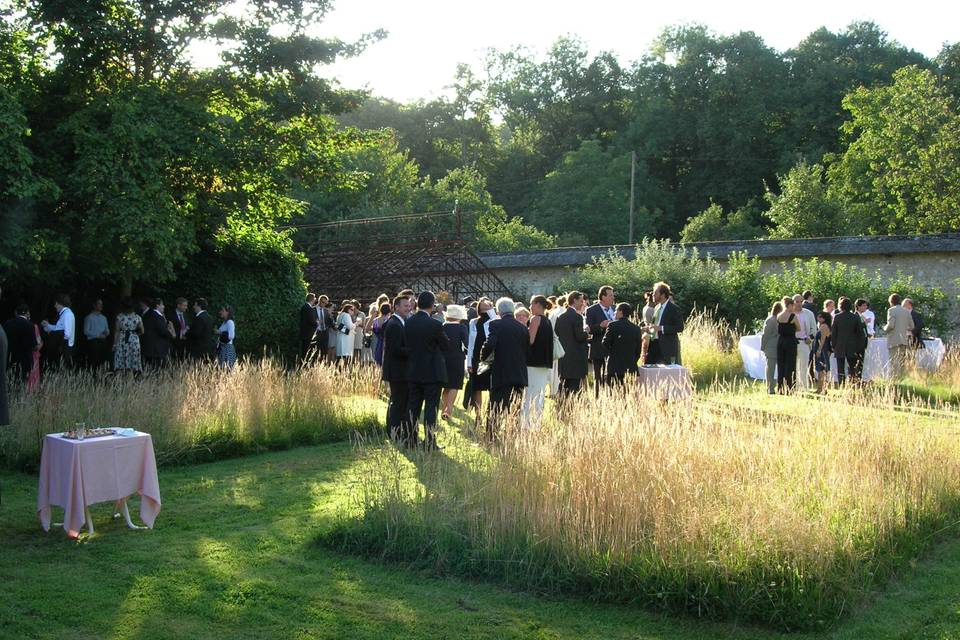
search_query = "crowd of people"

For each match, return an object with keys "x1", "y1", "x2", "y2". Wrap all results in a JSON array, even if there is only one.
[
  {"x1": 760, "y1": 290, "x2": 927, "y2": 394},
  {"x1": 297, "y1": 283, "x2": 685, "y2": 448},
  {"x1": 0, "y1": 289, "x2": 239, "y2": 391}
]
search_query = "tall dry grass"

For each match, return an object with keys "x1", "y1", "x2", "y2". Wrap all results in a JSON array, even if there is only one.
[
  {"x1": 0, "y1": 360, "x2": 383, "y2": 471},
  {"x1": 326, "y1": 381, "x2": 960, "y2": 630},
  {"x1": 679, "y1": 310, "x2": 743, "y2": 385}
]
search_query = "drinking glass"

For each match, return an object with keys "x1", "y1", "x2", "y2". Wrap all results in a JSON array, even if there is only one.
[{"x1": 75, "y1": 422, "x2": 86, "y2": 441}]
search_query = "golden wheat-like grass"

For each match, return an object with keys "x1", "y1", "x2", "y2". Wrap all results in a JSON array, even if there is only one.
[{"x1": 0, "y1": 359, "x2": 383, "y2": 469}]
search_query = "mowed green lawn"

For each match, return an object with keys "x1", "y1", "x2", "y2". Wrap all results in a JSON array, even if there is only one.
[{"x1": 3, "y1": 390, "x2": 960, "y2": 639}]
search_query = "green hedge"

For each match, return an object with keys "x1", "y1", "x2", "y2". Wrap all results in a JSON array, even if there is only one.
[
  {"x1": 561, "y1": 239, "x2": 952, "y2": 335},
  {"x1": 168, "y1": 225, "x2": 307, "y2": 360}
]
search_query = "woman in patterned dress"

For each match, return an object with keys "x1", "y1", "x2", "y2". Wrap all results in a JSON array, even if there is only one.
[
  {"x1": 113, "y1": 298, "x2": 144, "y2": 373},
  {"x1": 217, "y1": 305, "x2": 237, "y2": 369}
]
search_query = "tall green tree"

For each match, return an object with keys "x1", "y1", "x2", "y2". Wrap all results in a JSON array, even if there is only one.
[
  {"x1": 827, "y1": 66, "x2": 960, "y2": 234},
  {"x1": 765, "y1": 162, "x2": 842, "y2": 238}
]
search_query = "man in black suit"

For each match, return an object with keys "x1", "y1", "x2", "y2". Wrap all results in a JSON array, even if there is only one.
[
  {"x1": 831, "y1": 297, "x2": 866, "y2": 385},
  {"x1": 141, "y1": 298, "x2": 172, "y2": 369},
  {"x1": 382, "y1": 294, "x2": 412, "y2": 444},
  {"x1": 651, "y1": 282, "x2": 684, "y2": 365},
  {"x1": 554, "y1": 291, "x2": 589, "y2": 400},
  {"x1": 299, "y1": 293, "x2": 319, "y2": 362},
  {"x1": 187, "y1": 298, "x2": 215, "y2": 361},
  {"x1": 170, "y1": 297, "x2": 191, "y2": 361},
  {"x1": 903, "y1": 298, "x2": 925, "y2": 350},
  {"x1": 404, "y1": 291, "x2": 449, "y2": 450},
  {"x1": 479, "y1": 297, "x2": 529, "y2": 441},
  {"x1": 585, "y1": 285, "x2": 615, "y2": 397},
  {"x1": 4, "y1": 304, "x2": 36, "y2": 383},
  {"x1": 601, "y1": 302, "x2": 641, "y2": 385}
]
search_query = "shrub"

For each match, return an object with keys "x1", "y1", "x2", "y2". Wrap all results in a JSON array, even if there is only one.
[
  {"x1": 560, "y1": 239, "x2": 765, "y2": 330},
  {"x1": 169, "y1": 224, "x2": 307, "y2": 359},
  {"x1": 761, "y1": 258, "x2": 951, "y2": 335}
]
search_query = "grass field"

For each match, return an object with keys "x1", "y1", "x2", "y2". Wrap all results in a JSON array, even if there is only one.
[
  {"x1": 4, "y1": 436, "x2": 960, "y2": 640},
  {"x1": 2, "y1": 325, "x2": 958, "y2": 638}
]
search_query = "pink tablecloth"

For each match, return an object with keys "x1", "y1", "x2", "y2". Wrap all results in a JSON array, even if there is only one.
[
  {"x1": 637, "y1": 365, "x2": 693, "y2": 400},
  {"x1": 37, "y1": 432, "x2": 161, "y2": 536}
]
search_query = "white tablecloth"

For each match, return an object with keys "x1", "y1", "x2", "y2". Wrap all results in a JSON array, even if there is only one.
[
  {"x1": 37, "y1": 431, "x2": 161, "y2": 537},
  {"x1": 637, "y1": 365, "x2": 693, "y2": 399},
  {"x1": 739, "y1": 335, "x2": 945, "y2": 381}
]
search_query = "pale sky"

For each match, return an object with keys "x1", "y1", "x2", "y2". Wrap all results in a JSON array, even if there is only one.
[{"x1": 300, "y1": 0, "x2": 959, "y2": 103}]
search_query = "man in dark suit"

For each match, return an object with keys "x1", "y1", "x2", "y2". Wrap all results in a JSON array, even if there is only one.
[
  {"x1": 601, "y1": 302, "x2": 641, "y2": 385},
  {"x1": 382, "y1": 294, "x2": 412, "y2": 444},
  {"x1": 801, "y1": 290, "x2": 817, "y2": 315},
  {"x1": 479, "y1": 297, "x2": 529, "y2": 441},
  {"x1": 904, "y1": 298, "x2": 925, "y2": 350},
  {"x1": 831, "y1": 297, "x2": 866, "y2": 385},
  {"x1": 187, "y1": 298, "x2": 215, "y2": 360},
  {"x1": 404, "y1": 291, "x2": 449, "y2": 450},
  {"x1": 554, "y1": 291, "x2": 589, "y2": 400},
  {"x1": 651, "y1": 282, "x2": 684, "y2": 365},
  {"x1": 141, "y1": 298, "x2": 172, "y2": 369},
  {"x1": 4, "y1": 304, "x2": 36, "y2": 383},
  {"x1": 299, "y1": 293, "x2": 319, "y2": 362},
  {"x1": 170, "y1": 297, "x2": 191, "y2": 361},
  {"x1": 585, "y1": 285, "x2": 615, "y2": 397}
]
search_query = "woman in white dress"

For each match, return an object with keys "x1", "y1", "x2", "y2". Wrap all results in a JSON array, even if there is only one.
[{"x1": 335, "y1": 302, "x2": 355, "y2": 364}]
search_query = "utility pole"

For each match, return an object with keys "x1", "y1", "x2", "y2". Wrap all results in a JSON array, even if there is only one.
[{"x1": 628, "y1": 150, "x2": 636, "y2": 244}]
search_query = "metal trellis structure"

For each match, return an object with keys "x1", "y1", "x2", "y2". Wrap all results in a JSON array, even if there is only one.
[{"x1": 286, "y1": 208, "x2": 515, "y2": 304}]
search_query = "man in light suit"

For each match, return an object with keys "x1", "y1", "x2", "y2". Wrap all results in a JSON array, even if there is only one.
[
  {"x1": 651, "y1": 282, "x2": 684, "y2": 365},
  {"x1": 792, "y1": 293, "x2": 817, "y2": 390},
  {"x1": 760, "y1": 301, "x2": 783, "y2": 395},
  {"x1": 884, "y1": 294, "x2": 914, "y2": 379},
  {"x1": 404, "y1": 291, "x2": 449, "y2": 450},
  {"x1": 585, "y1": 286, "x2": 615, "y2": 397}
]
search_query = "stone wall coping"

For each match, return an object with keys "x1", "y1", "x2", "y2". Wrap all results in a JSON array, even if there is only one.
[{"x1": 479, "y1": 233, "x2": 960, "y2": 269}]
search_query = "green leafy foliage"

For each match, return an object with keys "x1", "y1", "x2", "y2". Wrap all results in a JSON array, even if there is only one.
[
  {"x1": 765, "y1": 162, "x2": 843, "y2": 239},
  {"x1": 172, "y1": 223, "x2": 307, "y2": 358},
  {"x1": 761, "y1": 258, "x2": 949, "y2": 335},
  {"x1": 679, "y1": 202, "x2": 766, "y2": 243},
  {"x1": 560, "y1": 239, "x2": 765, "y2": 329},
  {"x1": 827, "y1": 66, "x2": 960, "y2": 235}
]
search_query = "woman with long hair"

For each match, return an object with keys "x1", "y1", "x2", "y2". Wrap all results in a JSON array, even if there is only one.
[
  {"x1": 217, "y1": 305, "x2": 237, "y2": 369},
  {"x1": 776, "y1": 297, "x2": 802, "y2": 393},
  {"x1": 371, "y1": 302, "x2": 391, "y2": 367}
]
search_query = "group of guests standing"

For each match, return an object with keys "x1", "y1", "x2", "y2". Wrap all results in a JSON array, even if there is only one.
[
  {"x1": 325, "y1": 281, "x2": 686, "y2": 448},
  {"x1": 761, "y1": 290, "x2": 927, "y2": 394},
  {"x1": 1, "y1": 292, "x2": 238, "y2": 387}
]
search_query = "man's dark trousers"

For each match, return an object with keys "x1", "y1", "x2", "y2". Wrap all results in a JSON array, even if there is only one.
[
  {"x1": 408, "y1": 382, "x2": 441, "y2": 447},
  {"x1": 387, "y1": 381, "x2": 410, "y2": 442}
]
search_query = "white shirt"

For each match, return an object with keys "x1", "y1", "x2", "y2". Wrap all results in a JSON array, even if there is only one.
[
  {"x1": 83, "y1": 311, "x2": 109, "y2": 340},
  {"x1": 218, "y1": 319, "x2": 235, "y2": 343},
  {"x1": 46, "y1": 306, "x2": 76, "y2": 347},
  {"x1": 795, "y1": 307, "x2": 817, "y2": 342},
  {"x1": 860, "y1": 309, "x2": 876, "y2": 336},
  {"x1": 466, "y1": 308, "x2": 496, "y2": 369}
]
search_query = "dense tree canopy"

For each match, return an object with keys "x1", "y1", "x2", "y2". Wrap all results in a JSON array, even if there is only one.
[{"x1": 2, "y1": 6, "x2": 958, "y2": 351}]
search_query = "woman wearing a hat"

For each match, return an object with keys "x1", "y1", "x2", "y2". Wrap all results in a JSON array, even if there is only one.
[{"x1": 441, "y1": 304, "x2": 469, "y2": 420}]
